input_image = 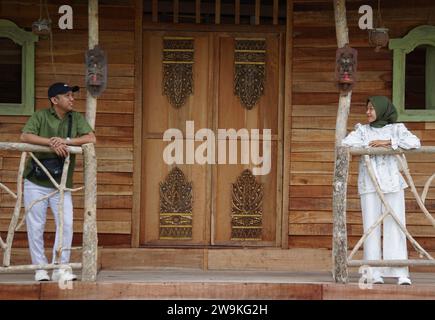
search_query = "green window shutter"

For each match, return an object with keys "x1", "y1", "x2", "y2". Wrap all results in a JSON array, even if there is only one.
[
  {"x1": 389, "y1": 25, "x2": 435, "y2": 121},
  {"x1": 426, "y1": 46, "x2": 435, "y2": 110},
  {"x1": 0, "y1": 19, "x2": 38, "y2": 116}
]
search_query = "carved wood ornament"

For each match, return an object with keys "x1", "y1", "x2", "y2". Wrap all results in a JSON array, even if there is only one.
[
  {"x1": 231, "y1": 169, "x2": 263, "y2": 240},
  {"x1": 162, "y1": 37, "x2": 194, "y2": 109},
  {"x1": 234, "y1": 38, "x2": 266, "y2": 110},
  {"x1": 159, "y1": 167, "x2": 193, "y2": 240}
]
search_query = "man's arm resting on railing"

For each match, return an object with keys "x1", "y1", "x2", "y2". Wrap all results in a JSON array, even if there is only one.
[
  {"x1": 21, "y1": 133, "x2": 68, "y2": 157},
  {"x1": 64, "y1": 132, "x2": 96, "y2": 146}
]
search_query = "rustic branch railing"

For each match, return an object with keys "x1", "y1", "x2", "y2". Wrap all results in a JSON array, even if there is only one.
[
  {"x1": 0, "y1": 142, "x2": 97, "y2": 281},
  {"x1": 333, "y1": 146, "x2": 435, "y2": 283}
]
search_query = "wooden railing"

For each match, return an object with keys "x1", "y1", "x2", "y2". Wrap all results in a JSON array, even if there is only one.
[
  {"x1": 332, "y1": 146, "x2": 435, "y2": 283},
  {"x1": 0, "y1": 142, "x2": 97, "y2": 281}
]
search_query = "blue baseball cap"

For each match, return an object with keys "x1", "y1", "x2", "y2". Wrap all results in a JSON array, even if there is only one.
[{"x1": 48, "y1": 82, "x2": 79, "y2": 99}]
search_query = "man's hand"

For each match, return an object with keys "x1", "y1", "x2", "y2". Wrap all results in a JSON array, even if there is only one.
[
  {"x1": 49, "y1": 137, "x2": 66, "y2": 148},
  {"x1": 368, "y1": 140, "x2": 391, "y2": 148},
  {"x1": 49, "y1": 137, "x2": 68, "y2": 157}
]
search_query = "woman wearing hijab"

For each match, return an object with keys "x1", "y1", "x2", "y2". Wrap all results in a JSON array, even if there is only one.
[{"x1": 342, "y1": 96, "x2": 421, "y2": 285}]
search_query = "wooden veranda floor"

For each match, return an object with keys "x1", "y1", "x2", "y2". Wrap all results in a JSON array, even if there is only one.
[{"x1": 1, "y1": 270, "x2": 435, "y2": 300}]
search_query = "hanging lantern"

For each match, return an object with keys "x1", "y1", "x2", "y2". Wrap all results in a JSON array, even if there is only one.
[
  {"x1": 335, "y1": 44, "x2": 358, "y2": 93},
  {"x1": 85, "y1": 45, "x2": 108, "y2": 97},
  {"x1": 32, "y1": 18, "x2": 51, "y2": 36},
  {"x1": 369, "y1": 28, "x2": 389, "y2": 52},
  {"x1": 32, "y1": 1, "x2": 51, "y2": 37},
  {"x1": 368, "y1": 0, "x2": 389, "y2": 52}
]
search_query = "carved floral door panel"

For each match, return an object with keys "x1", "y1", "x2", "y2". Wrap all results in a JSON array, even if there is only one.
[{"x1": 140, "y1": 31, "x2": 283, "y2": 247}]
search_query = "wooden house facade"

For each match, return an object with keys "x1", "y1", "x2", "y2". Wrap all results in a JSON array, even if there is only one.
[{"x1": 1, "y1": 0, "x2": 435, "y2": 274}]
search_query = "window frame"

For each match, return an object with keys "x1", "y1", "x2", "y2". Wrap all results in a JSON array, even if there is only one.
[
  {"x1": 389, "y1": 25, "x2": 435, "y2": 122},
  {"x1": 0, "y1": 19, "x2": 38, "y2": 116}
]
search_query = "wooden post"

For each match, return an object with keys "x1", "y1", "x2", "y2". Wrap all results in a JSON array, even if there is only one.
[
  {"x1": 86, "y1": 0, "x2": 98, "y2": 130},
  {"x1": 82, "y1": 143, "x2": 98, "y2": 281},
  {"x1": 235, "y1": 0, "x2": 240, "y2": 25},
  {"x1": 3, "y1": 152, "x2": 26, "y2": 266},
  {"x1": 273, "y1": 0, "x2": 279, "y2": 25},
  {"x1": 152, "y1": 0, "x2": 158, "y2": 23},
  {"x1": 332, "y1": 0, "x2": 351, "y2": 284},
  {"x1": 82, "y1": 0, "x2": 99, "y2": 282},
  {"x1": 281, "y1": 0, "x2": 293, "y2": 249},
  {"x1": 55, "y1": 155, "x2": 70, "y2": 264},
  {"x1": 332, "y1": 146, "x2": 350, "y2": 283},
  {"x1": 255, "y1": 0, "x2": 260, "y2": 25},
  {"x1": 174, "y1": 0, "x2": 179, "y2": 24},
  {"x1": 215, "y1": 0, "x2": 221, "y2": 24},
  {"x1": 196, "y1": 0, "x2": 201, "y2": 24}
]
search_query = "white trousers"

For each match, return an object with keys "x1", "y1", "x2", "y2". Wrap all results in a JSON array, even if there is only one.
[
  {"x1": 23, "y1": 179, "x2": 73, "y2": 265},
  {"x1": 360, "y1": 190, "x2": 409, "y2": 278}
]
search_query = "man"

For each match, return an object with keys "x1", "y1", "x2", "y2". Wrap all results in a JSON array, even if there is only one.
[{"x1": 21, "y1": 82, "x2": 96, "y2": 281}]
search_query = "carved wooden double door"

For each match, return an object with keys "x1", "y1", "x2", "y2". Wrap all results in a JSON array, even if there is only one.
[{"x1": 140, "y1": 30, "x2": 284, "y2": 247}]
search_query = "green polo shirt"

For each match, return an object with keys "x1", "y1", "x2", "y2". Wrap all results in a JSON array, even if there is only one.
[{"x1": 22, "y1": 107, "x2": 93, "y2": 188}]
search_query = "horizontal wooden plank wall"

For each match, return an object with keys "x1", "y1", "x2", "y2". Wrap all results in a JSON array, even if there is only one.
[
  {"x1": 0, "y1": 0, "x2": 135, "y2": 249},
  {"x1": 289, "y1": 0, "x2": 435, "y2": 251}
]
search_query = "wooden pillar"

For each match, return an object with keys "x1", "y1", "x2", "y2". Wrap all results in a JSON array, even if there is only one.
[
  {"x1": 235, "y1": 0, "x2": 240, "y2": 25},
  {"x1": 82, "y1": 143, "x2": 98, "y2": 281},
  {"x1": 273, "y1": 0, "x2": 279, "y2": 25},
  {"x1": 215, "y1": 0, "x2": 221, "y2": 24},
  {"x1": 332, "y1": 146, "x2": 350, "y2": 283},
  {"x1": 196, "y1": 0, "x2": 201, "y2": 24},
  {"x1": 332, "y1": 0, "x2": 351, "y2": 284},
  {"x1": 255, "y1": 0, "x2": 260, "y2": 25},
  {"x1": 132, "y1": 0, "x2": 143, "y2": 247},
  {"x1": 174, "y1": 0, "x2": 179, "y2": 24},
  {"x1": 281, "y1": 0, "x2": 293, "y2": 249},
  {"x1": 152, "y1": 0, "x2": 158, "y2": 23},
  {"x1": 82, "y1": 0, "x2": 99, "y2": 282}
]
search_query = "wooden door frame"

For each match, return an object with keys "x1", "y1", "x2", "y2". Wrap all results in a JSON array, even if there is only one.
[{"x1": 132, "y1": 0, "x2": 293, "y2": 248}]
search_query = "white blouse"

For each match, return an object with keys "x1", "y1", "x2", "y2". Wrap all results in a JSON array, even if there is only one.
[{"x1": 342, "y1": 123, "x2": 421, "y2": 195}]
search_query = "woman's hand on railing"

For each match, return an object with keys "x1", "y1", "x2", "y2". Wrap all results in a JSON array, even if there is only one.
[{"x1": 368, "y1": 139, "x2": 391, "y2": 148}]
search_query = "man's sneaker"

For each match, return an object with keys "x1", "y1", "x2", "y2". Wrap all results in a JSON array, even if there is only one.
[
  {"x1": 51, "y1": 269, "x2": 77, "y2": 282},
  {"x1": 35, "y1": 270, "x2": 50, "y2": 281},
  {"x1": 398, "y1": 277, "x2": 412, "y2": 285}
]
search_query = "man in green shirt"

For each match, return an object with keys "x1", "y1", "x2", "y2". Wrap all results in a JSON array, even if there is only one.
[{"x1": 21, "y1": 82, "x2": 96, "y2": 282}]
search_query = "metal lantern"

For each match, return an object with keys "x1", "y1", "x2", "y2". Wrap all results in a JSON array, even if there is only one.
[
  {"x1": 32, "y1": 18, "x2": 51, "y2": 36},
  {"x1": 335, "y1": 44, "x2": 358, "y2": 93},
  {"x1": 85, "y1": 45, "x2": 107, "y2": 97},
  {"x1": 369, "y1": 28, "x2": 389, "y2": 52}
]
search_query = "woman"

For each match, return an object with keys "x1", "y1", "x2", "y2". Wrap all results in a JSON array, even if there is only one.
[{"x1": 342, "y1": 96, "x2": 421, "y2": 285}]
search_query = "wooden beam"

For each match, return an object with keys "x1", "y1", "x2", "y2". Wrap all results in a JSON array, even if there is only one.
[
  {"x1": 273, "y1": 0, "x2": 279, "y2": 25},
  {"x1": 281, "y1": 0, "x2": 293, "y2": 249},
  {"x1": 348, "y1": 260, "x2": 435, "y2": 267},
  {"x1": 0, "y1": 142, "x2": 82, "y2": 154},
  {"x1": 152, "y1": 0, "x2": 158, "y2": 23},
  {"x1": 235, "y1": 0, "x2": 240, "y2": 25},
  {"x1": 173, "y1": 0, "x2": 179, "y2": 24},
  {"x1": 215, "y1": 0, "x2": 221, "y2": 24},
  {"x1": 349, "y1": 146, "x2": 435, "y2": 155},
  {"x1": 255, "y1": 0, "x2": 260, "y2": 25},
  {"x1": 196, "y1": 0, "x2": 201, "y2": 24},
  {"x1": 132, "y1": 0, "x2": 143, "y2": 248}
]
